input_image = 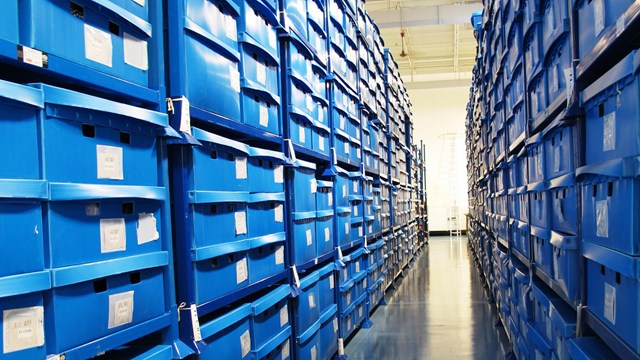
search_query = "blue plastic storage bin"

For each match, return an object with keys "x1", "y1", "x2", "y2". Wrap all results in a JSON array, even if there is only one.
[
  {"x1": 317, "y1": 264, "x2": 336, "y2": 314},
  {"x1": 290, "y1": 112, "x2": 314, "y2": 148},
  {"x1": 528, "y1": 323, "x2": 554, "y2": 360},
  {"x1": 296, "y1": 271, "x2": 321, "y2": 334},
  {"x1": 578, "y1": 158, "x2": 640, "y2": 255},
  {"x1": 240, "y1": 42, "x2": 279, "y2": 96},
  {"x1": 524, "y1": 22, "x2": 543, "y2": 82},
  {"x1": 545, "y1": 34, "x2": 571, "y2": 105},
  {"x1": 253, "y1": 328, "x2": 291, "y2": 359},
  {"x1": 316, "y1": 211, "x2": 334, "y2": 257},
  {"x1": 312, "y1": 123, "x2": 331, "y2": 156},
  {"x1": 1, "y1": 292, "x2": 46, "y2": 360},
  {"x1": 248, "y1": 192, "x2": 286, "y2": 239},
  {"x1": 582, "y1": 51, "x2": 640, "y2": 165},
  {"x1": 39, "y1": 84, "x2": 172, "y2": 187},
  {"x1": 336, "y1": 210, "x2": 351, "y2": 245},
  {"x1": 531, "y1": 283, "x2": 557, "y2": 342},
  {"x1": 238, "y1": 0, "x2": 279, "y2": 59},
  {"x1": 527, "y1": 133, "x2": 546, "y2": 184},
  {"x1": 543, "y1": 117, "x2": 575, "y2": 180},
  {"x1": 574, "y1": 0, "x2": 634, "y2": 60},
  {"x1": 248, "y1": 148, "x2": 286, "y2": 193},
  {"x1": 584, "y1": 241, "x2": 640, "y2": 352},
  {"x1": 350, "y1": 137, "x2": 362, "y2": 163},
  {"x1": 251, "y1": 285, "x2": 290, "y2": 352},
  {"x1": 296, "y1": 323, "x2": 320, "y2": 360},
  {"x1": 350, "y1": 217, "x2": 364, "y2": 243},
  {"x1": 45, "y1": 267, "x2": 166, "y2": 354},
  {"x1": 506, "y1": 86, "x2": 526, "y2": 150},
  {"x1": 549, "y1": 293, "x2": 577, "y2": 360},
  {"x1": 20, "y1": 0, "x2": 157, "y2": 87},
  {"x1": 528, "y1": 69, "x2": 548, "y2": 122},
  {"x1": 191, "y1": 192, "x2": 248, "y2": 252},
  {"x1": 199, "y1": 304, "x2": 252, "y2": 359},
  {"x1": 248, "y1": 240, "x2": 285, "y2": 283},
  {"x1": 292, "y1": 211, "x2": 317, "y2": 265},
  {"x1": 568, "y1": 337, "x2": 620, "y2": 360},
  {"x1": 292, "y1": 159, "x2": 317, "y2": 213},
  {"x1": 319, "y1": 307, "x2": 339, "y2": 360},
  {"x1": 510, "y1": 219, "x2": 531, "y2": 259},
  {"x1": 190, "y1": 128, "x2": 250, "y2": 192},
  {"x1": 240, "y1": 87, "x2": 280, "y2": 135},
  {"x1": 316, "y1": 180, "x2": 334, "y2": 212},
  {"x1": 550, "y1": 231, "x2": 579, "y2": 301},
  {"x1": 522, "y1": 0, "x2": 540, "y2": 33},
  {"x1": 335, "y1": 130, "x2": 351, "y2": 159},
  {"x1": 47, "y1": 198, "x2": 164, "y2": 268},
  {"x1": 541, "y1": 0, "x2": 569, "y2": 54},
  {"x1": 532, "y1": 225, "x2": 553, "y2": 277},
  {"x1": 548, "y1": 174, "x2": 577, "y2": 235},
  {"x1": 0, "y1": 80, "x2": 42, "y2": 180},
  {"x1": 308, "y1": 23, "x2": 328, "y2": 65},
  {"x1": 282, "y1": 0, "x2": 308, "y2": 38},
  {"x1": 194, "y1": 250, "x2": 250, "y2": 304}
]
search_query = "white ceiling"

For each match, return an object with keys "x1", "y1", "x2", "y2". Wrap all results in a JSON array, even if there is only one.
[{"x1": 364, "y1": 0, "x2": 482, "y2": 89}]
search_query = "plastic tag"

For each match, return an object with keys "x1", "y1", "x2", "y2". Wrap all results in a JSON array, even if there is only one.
[
  {"x1": 97, "y1": 145, "x2": 124, "y2": 180},
  {"x1": 226, "y1": 15, "x2": 237, "y2": 41},
  {"x1": 596, "y1": 200, "x2": 609, "y2": 238},
  {"x1": 604, "y1": 283, "x2": 616, "y2": 324},
  {"x1": 280, "y1": 305, "x2": 288, "y2": 327},
  {"x1": 325, "y1": 227, "x2": 331, "y2": 242},
  {"x1": 259, "y1": 104, "x2": 269, "y2": 127},
  {"x1": 237, "y1": 257, "x2": 248, "y2": 284},
  {"x1": 299, "y1": 125, "x2": 306, "y2": 143},
  {"x1": 564, "y1": 68, "x2": 574, "y2": 106},
  {"x1": 190, "y1": 304, "x2": 202, "y2": 341},
  {"x1": 274, "y1": 165, "x2": 284, "y2": 184},
  {"x1": 137, "y1": 213, "x2": 159, "y2": 244},
  {"x1": 355, "y1": 262, "x2": 360, "y2": 274},
  {"x1": 236, "y1": 156, "x2": 248, "y2": 179},
  {"x1": 235, "y1": 211, "x2": 247, "y2": 235},
  {"x1": 123, "y1": 33, "x2": 148, "y2": 70},
  {"x1": 257, "y1": 62, "x2": 267, "y2": 85},
  {"x1": 240, "y1": 330, "x2": 251, "y2": 358},
  {"x1": 306, "y1": 229, "x2": 313, "y2": 246},
  {"x1": 310, "y1": 345, "x2": 317, "y2": 360},
  {"x1": 179, "y1": 97, "x2": 192, "y2": 135},
  {"x1": 108, "y1": 291, "x2": 134, "y2": 329},
  {"x1": 275, "y1": 204, "x2": 284, "y2": 223},
  {"x1": 21, "y1": 46, "x2": 43, "y2": 68},
  {"x1": 100, "y1": 218, "x2": 126, "y2": 253},
  {"x1": 2, "y1": 306, "x2": 44, "y2": 353},
  {"x1": 603, "y1": 113, "x2": 616, "y2": 151},
  {"x1": 292, "y1": 265, "x2": 301, "y2": 288},
  {"x1": 85, "y1": 24, "x2": 112, "y2": 67},
  {"x1": 275, "y1": 246, "x2": 284, "y2": 265}
]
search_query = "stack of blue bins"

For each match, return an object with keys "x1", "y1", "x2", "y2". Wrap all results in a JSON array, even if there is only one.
[
  {"x1": 335, "y1": 167, "x2": 352, "y2": 247},
  {"x1": 348, "y1": 171, "x2": 365, "y2": 245},
  {"x1": 290, "y1": 159, "x2": 318, "y2": 266},
  {"x1": 336, "y1": 247, "x2": 368, "y2": 339},
  {"x1": 579, "y1": 49, "x2": 640, "y2": 354},
  {"x1": 366, "y1": 238, "x2": 387, "y2": 308}
]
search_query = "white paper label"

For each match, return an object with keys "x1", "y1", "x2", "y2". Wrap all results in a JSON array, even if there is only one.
[
  {"x1": 319, "y1": 137, "x2": 325, "y2": 151},
  {"x1": 603, "y1": 112, "x2": 616, "y2": 151},
  {"x1": 308, "y1": 293, "x2": 316, "y2": 309},
  {"x1": 282, "y1": 340, "x2": 290, "y2": 359},
  {"x1": 346, "y1": 292, "x2": 351, "y2": 305},
  {"x1": 311, "y1": 179, "x2": 317, "y2": 194},
  {"x1": 344, "y1": 141, "x2": 350, "y2": 154},
  {"x1": 268, "y1": 29, "x2": 277, "y2": 49},
  {"x1": 276, "y1": 246, "x2": 284, "y2": 265},
  {"x1": 259, "y1": 104, "x2": 269, "y2": 127},
  {"x1": 274, "y1": 165, "x2": 284, "y2": 184},
  {"x1": 101, "y1": 218, "x2": 126, "y2": 253},
  {"x1": 108, "y1": 291, "x2": 134, "y2": 329},
  {"x1": 604, "y1": 283, "x2": 616, "y2": 324},
  {"x1": 306, "y1": 229, "x2": 313, "y2": 246},
  {"x1": 133, "y1": 0, "x2": 145, "y2": 5},
  {"x1": 97, "y1": 145, "x2": 124, "y2": 180},
  {"x1": 550, "y1": 66, "x2": 559, "y2": 92},
  {"x1": 230, "y1": 65, "x2": 241, "y2": 93},
  {"x1": 355, "y1": 262, "x2": 360, "y2": 273},
  {"x1": 226, "y1": 15, "x2": 237, "y2": 41},
  {"x1": 275, "y1": 204, "x2": 284, "y2": 222},
  {"x1": 616, "y1": 16, "x2": 625, "y2": 37},
  {"x1": 235, "y1": 211, "x2": 247, "y2": 235},
  {"x1": 179, "y1": 97, "x2": 192, "y2": 135},
  {"x1": 358, "y1": 226, "x2": 363, "y2": 237},
  {"x1": 333, "y1": 318, "x2": 339, "y2": 332},
  {"x1": 307, "y1": 94, "x2": 315, "y2": 112},
  {"x1": 240, "y1": 329, "x2": 251, "y2": 358},
  {"x1": 137, "y1": 213, "x2": 159, "y2": 245},
  {"x1": 325, "y1": 227, "x2": 331, "y2": 242},
  {"x1": 299, "y1": 125, "x2": 306, "y2": 143},
  {"x1": 237, "y1": 257, "x2": 248, "y2": 284},
  {"x1": 2, "y1": 307, "x2": 44, "y2": 354},
  {"x1": 21, "y1": 46, "x2": 43, "y2": 68},
  {"x1": 279, "y1": 305, "x2": 289, "y2": 327},
  {"x1": 594, "y1": 0, "x2": 605, "y2": 36},
  {"x1": 310, "y1": 345, "x2": 317, "y2": 360},
  {"x1": 353, "y1": 181, "x2": 359, "y2": 193},
  {"x1": 328, "y1": 193, "x2": 333, "y2": 206},
  {"x1": 257, "y1": 62, "x2": 267, "y2": 85},
  {"x1": 123, "y1": 32, "x2": 148, "y2": 70},
  {"x1": 329, "y1": 275, "x2": 334, "y2": 289},
  {"x1": 189, "y1": 304, "x2": 202, "y2": 341},
  {"x1": 596, "y1": 200, "x2": 609, "y2": 238},
  {"x1": 340, "y1": 117, "x2": 346, "y2": 130},
  {"x1": 85, "y1": 24, "x2": 112, "y2": 67},
  {"x1": 554, "y1": 146, "x2": 561, "y2": 173},
  {"x1": 347, "y1": 317, "x2": 351, "y2": 330},
  {"x1": 235, "y1": 156, "x2": 248, "y2": 179},
  {"x1": 353, "y1": 205, "x2": 358, "y2": 217},
  {"x1": 368, "y1": 224, "x2": 373, "y2": 233},
  {"x1": 345, "y1": 222, "x2": 350, "y2": 234},
  {"x1": 342, "y1": 185, "x2": 347, "y2": 198},
  {"x1": 343, "y1": 268, "x2": 348, "y2": 280},
  {"x1": 565, "y1": 68, "x2": 574, "y2": 105},
  {"x1": 318, "y1": 108, "x2": 324, "y2": 123},
  {"x1": 359, "y1": 307, "x2": 363, "y2": 318}
]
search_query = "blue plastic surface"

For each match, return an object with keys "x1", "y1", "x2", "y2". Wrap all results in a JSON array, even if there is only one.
[
  {"x1": 574, "y1": 0, "x2": 634, "y2": 60},
  {"x1": 291, "y1": 159, "x2": 317, "y2": 213},
  {"x1": 541, "y1": 0, "x2": 569, "y2": 55},
  {"x1": 548, "y1": 173, "x2": 577, "y2": 235},
  {"x1": 319, "y1": 306, "x2": 339, "y2": 360},
  {"x1": 248, "y1": 235, "x2": 285, "y2": 283},
  {"x1": 528, "y1": 69, "x2": 548, "y2": 123},
  {"x1": 282, "y1": 0, "x2": 308, "y2": 38},
  {"x1": 510, "y1": 219, "x2": 531, "y2": 259},
  {"x1": 568, "y1": 337, "x2": 620, "y2": 360},
  {"x1": 296, "y1": 271, "x2": 321, "y2": 336},
  {"x1": 0, "y1": 291, "x2": 46, "y2": 359},
  {"x1": 544, "y1": 34, "x2": 571, "y2": 105},
  {"x1": 199, "y1": 303, "x2": 252, "y2": 359},
  {"x1": 238, "y1": 0, "x2": 279, "y2": 59},
  {"x1": 194, "y1": 251, "x2": 250, "y2": 304},
  {"x1": 251, "y1": 285, "x2": 290, "y2": 352},
  {"x1": 316, "y1": 213, "x2": 334, "y2": 257},
  {"x1": 248, "y1": 147, "x2": 286, "y2": 193},
  {"x1": 292, "y1": 211, "x2": 317, "y2": 266},
  {"x1": 529, "y1": 185, "x2": 550, "y2": 229}
]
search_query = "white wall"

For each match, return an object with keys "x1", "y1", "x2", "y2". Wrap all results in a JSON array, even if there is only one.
[{"x1": 409, "y1": 86, "x2": 470, "y2": 232}]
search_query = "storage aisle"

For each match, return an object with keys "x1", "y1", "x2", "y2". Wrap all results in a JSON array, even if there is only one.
[{"x1": 346, "y1": 237, "x2": 509, "y2": 359}]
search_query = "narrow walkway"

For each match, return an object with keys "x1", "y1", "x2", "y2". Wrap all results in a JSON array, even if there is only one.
[{"x1": 345, "y1": 236, "x2": 510, "y2": 360}]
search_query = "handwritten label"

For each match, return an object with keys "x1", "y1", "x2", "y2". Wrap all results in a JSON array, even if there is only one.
[
  {"x1": 276, "y1": 246, "x2": 284, "y2": 265},
  {"x1": 240, "y1": 330, "x2": 251, "y2": 358},
  {"x1": 123, "y1": 32, "x2": 148, "y2": 70},
  {"x1": 97, "y1": 145, "x2": 124, "y2": 180},
  {"x1": 236, "y1": 156, "x2": 248, "y2": 179},
  {"x1": 85, "y1": 24, "x2": 112, "y2": 67},
  {"x1": 108, "y1": 291, "x2": 134, "y2": 329},
  {"x1": 100, "y1": 218, "x2": 126, "y2": 253},
  {"x1": 274, "y1": 165, "x2": 284, "y2": 184},
  {"x1": 237, "y1": 257, "x2": 248, "y2": 284},
  {"x1": 235, "y1": 211, "x2": 247, "y2": 235},
  {"x1": 2, "y1": 307, "x2": 44, "y2": 353},
  {"x1": 306, "y1": 229, "x2": 313, "y2": 246}
]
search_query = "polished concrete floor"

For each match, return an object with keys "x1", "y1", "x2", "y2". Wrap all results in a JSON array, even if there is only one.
[{"x1": 345, "y1": 236, "x2": 510, "y2": 360}]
